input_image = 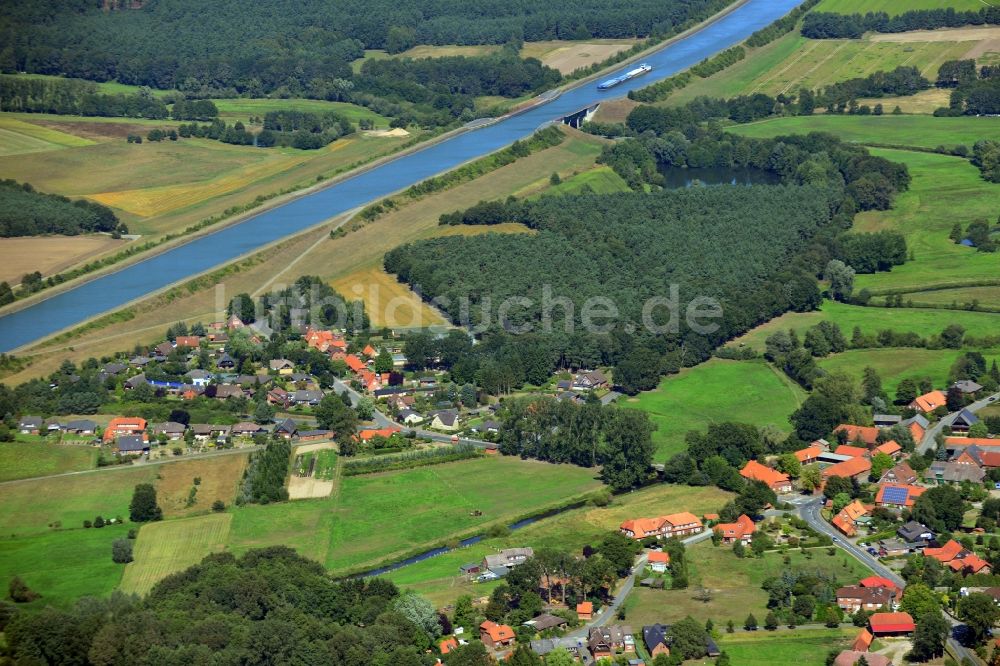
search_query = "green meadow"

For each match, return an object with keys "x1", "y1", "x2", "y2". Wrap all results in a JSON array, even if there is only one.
[
  {"x1": 628, "y1": 359, "x2": 806, "y2": 460},
  {"x1": 0, "y1": 441, "x2": 98, "y2": 482},
  {"x1": 211, "y1": 98, "x2": 390, "y2": 126},
  {"x1": 815, "y1": 0, "x2": 986, "y2": 13},
  {"x1": 817, "y1": 347, "x2": 999, "y2": 394},
  {"x1": 717, "y1": 627, "x2": 859, "y2": 666}
]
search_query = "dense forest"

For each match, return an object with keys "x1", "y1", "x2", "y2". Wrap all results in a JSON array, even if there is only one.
[
  {"x1": 933, "y1": 60, "x2": 1000, "y2": 117},
  {"x1": 0, "y1": 180, "x2": 124, "y2": 237},
  {"x1": 802, "y1": 7, "x2": 1000, "y2": 39},
  {"x1": 0, "y1": 75, "x2": 168, "y2": 118},
  {"x1": 4, "y1": 547, "x2": 441, "y2": 665},
  {"x1": 0, "y1": 0, "x2": 731, "y2": 97}
]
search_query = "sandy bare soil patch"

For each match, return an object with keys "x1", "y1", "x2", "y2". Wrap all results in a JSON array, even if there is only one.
[
  {"x1": 0, "y1": 235, "x2": 127, "y2": 284},
  {"x1": 287, "y1": 442, "x2": 336, "y2": 499},
  {"x1": 534, "y1": 41, "x2": 639, "y2": 74},
  {"x1": 366, "y1": 128, "x2": 410, "y2": 138},
  {"x1": 870, "y1": 26, "x2": 1000, "y2": 43}
]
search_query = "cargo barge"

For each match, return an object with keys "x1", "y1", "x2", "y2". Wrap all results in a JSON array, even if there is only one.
[{"x1": 597, "y1": 64, "x2": 652, "y2": 90}]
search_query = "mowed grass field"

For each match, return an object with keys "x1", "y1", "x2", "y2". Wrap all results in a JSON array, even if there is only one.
[
  {"x1": 228, "y1": 456, "x2": 604, "y2": 575},
  {"x1": 0, "y1": 115, "x2": 95, "y2": 156},
  {"x1": 622, "y1": 541, "x2": 874, "y2": 627},
  {"x1": 818, "y1": 347, "x2": 1000, "y2": 394},
  {"x1": 665, "y1": 32, "x2": 972, "y2": 104},
  {"x1": 213, "y1": 98, "x2": 390, "y2": 126},
  {"x1": 0, "y1": 235, "x2": 127, "y2": 284},
  {"x1": 154, "y1": 453, "x2": 248, "y2": 518},
  {"x1": 120, "y1": 513, "x2": 232, "y2": 595},
  {"x1": 385, "y1": 483, "x2": 731, "y2": 606},
  {"x1": 0, "y1": 523, "x2": 132, "y2": 609},
  {"x1": 0, "y1": 442, "x2": 98, "y2": 482},
  {"x1": 715, "y1": 628, "x2": 860, "y2": 666},
  {"x1": 728, "y1": 114, "x2": 999, "y2": 150},
  {"x1": 735, "y1": 301, "x2": 1000, "y2": 351},
  {"x1": 815, "y1": 0, "x2": 989, "y2": 13},
  {"x1": 895, "y1": 285, "x2": 1000, "y2": 308},
  {"x1": 522, "y1": 165, "x2": 630, "y2": 198},
  {"x1": 628, "y1": 359, "x2": 805, "y2": 460}
]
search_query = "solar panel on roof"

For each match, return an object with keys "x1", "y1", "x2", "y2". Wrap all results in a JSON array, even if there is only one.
[{"x1": 882, "y1": 487, "x2": 909, "y2": 505}]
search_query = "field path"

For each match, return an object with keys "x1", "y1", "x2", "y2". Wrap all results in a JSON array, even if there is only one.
[{"x1": 752, "y1": 40, "x2": 821, "y2": 93}]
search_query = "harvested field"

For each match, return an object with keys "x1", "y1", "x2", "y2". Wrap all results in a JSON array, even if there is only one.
[
  {"x1": 330, "y1": 265, "x2": 449, "y2": 329},
  {"x1": 592, "y1": 98, "x2": 638, "y2": 124},
  {"x1": 119, "y1": 513, "x2": 232, "y2": 596},
  {"x1": 154, "y1": 453, "x2": 248, "y2": 518},
  {"x1": 869, "y1": 26, "x2": 1000, "y2": 44},
  {"x1": 0, "y1": 235, "x2": 128, "y2": 283},
  {"x1": 29, "y1": 119, "x2": 164, "y2": 142},
  {"x1": 522, "y1": 40, "x2": 640, "y2": 74}
]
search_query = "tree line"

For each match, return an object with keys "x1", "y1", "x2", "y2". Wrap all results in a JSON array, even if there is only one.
[
  {"x1": 933, "y1": 60, "x2": 1000, "y2": 117},
  {"x1": 802, "y1": 7, "x2": 1000, "y2": 40},
  {"x1": 0, "y1": 180, "x2": 124, "y2": 238},
  {"x1": 237, "y1": 438, "x2": 292, "y2": 505},
  {"x1": 0, "y1": 75, "x2": 168, "y2": 118},
  {"x1": 176, "y1": 110, "x2": 356, "y2": 150}
]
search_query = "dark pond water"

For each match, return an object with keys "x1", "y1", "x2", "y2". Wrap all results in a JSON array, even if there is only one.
[{"x1": 659, "y1": 165, "x2": 781, "y2": 188}]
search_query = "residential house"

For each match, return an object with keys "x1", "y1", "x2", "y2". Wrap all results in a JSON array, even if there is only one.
[
  {"x1": 391, "y1": 353, "x2": 407, "y2": 368},
  {"x1": 64, "y1": 419, "x2": 97, "y2": 435},
  {"x1": 836, "y1": 585, "x2": 896, "y2": 613},
  {"x1": 226, "y1": 314, "x2": 245, "y2": 330},
  {"x1": 231, "y1": 422, "x2": 266, "y2": 438},
  {"x1": 573, "y1": 370, "x2": 608, "y2": 391},
  {"x1": 362, "y1": 344, "x2": 377, "y2": 358},
  {"x1": 483, "y1": 548, "x2": 534, "y2": 569},
  {"x1": 874, "y1": 441, "x2": 902, "y2": 458},
  {"x1": 834, "y1": 424, "x2": 880, "y2": 447},
  {"x1": 429, "y1": 410, "x2": 460, "y2": 431},
  {"x1": 834, "y1": 651, "x2": 889, "y2": 666},
  {"x1": 103, "y1": 417, "x2": 148, "y2": 443},
  {"x1": 588, "y1": 626, "x2": 634, "y2": 659},
  {"x1": 459, "y1": 563, "x2": 481, "y2": 577},
  {"x1": 186, "y1": 369, "x2": 211, "y2": 387},
  {"x1": 124, "y1": 374, "x2": 148, "y2": 390},
  {"x1": 577, "y1": 602, "x2": 593, "y2": 621},
  {"x1": 875, "y1": 484, "x2": 926, "y2": 510},
  {"x1": 714, "y1": 514, "x2": 756, "y2": 544},
  {"x1": 129, "y1": 355, "x2": 152, "y2": 367},
  {"x1": 480, "y1": 621, "x2": 515, "y2": 650},
  {"x1": 930, "y1": 460, "x2": 986, "y2": 484},
  {"x1": 897, "y1": 521, "x2": 934, "y2": 548},
  {"x1": 924, "y1": 539, "x2": 992, "y2": 575},
  {"x1": 903, "y1": 414, "x2": 929, "y2": 442},
  {"x1": 873, "y1": 414, "x2": 901, "y2": 428},
  {"x1": 216, "y1": 353, "x2": 235, "y2": 369},
  {"x1": 642, "y1": 625, "x2": 671, "y2": 659},
  {"x1": 344, "y1": 355, "x2": 367, "y2": 373},
  {"x1": 17, "y1": 416, "x2": 43, "y2": 435},
  {"x1": 794, "y1": 445, "x2": 823, "y2": 465},
  {"x1": 947, "y1": 438, "x2": 1000, "y2": 454},
  {"x1": 951, "y1": 409, "x2": 980, "y2": 435},
  {"x1": 174, "y1": 335, "x2": 200, "y2": 349},
  {"x1": 298, "y1": 430, "x2": 331, "y2": 442},
  {"x1": 115, "y1": 435, "x2": 149, "y2": 457},
  {"x1": 954, "y1": 445, "x2": 1000, "y2": 468},
  {"x1": 269, "y1": 359, "x2": 295, "y2": 375},
  {"x1": 358, "y1": 427, "x2": 401, "y2": 442},
  {"x1": 860, "y1": 577, "x2": 900, "y2": 594},
  {"x1": 153, "y1": 341, "x2": 175, "y2": 358},
  {"x1": 557, "y1": 391, "x2": 584, "y2": 405},
  {"x1": 620, "y1": 512, "x2": 703, "y2": 540},
  {"x1": 647, "y1": 550, "x2": 670, "y2": 572},
  {"x1": 739, "y1": 460, "x2": 793, "y2": 493},
  {"x1": 290, "y1": 390, "x2": 324, "y2": 406},
  {"x1": 832, "y1": 500, "x2": 869, "y2": 537},
  {"x1": 191, "y1": 424, "x2": 229, "y2": 442},
  {"x1": 267, "y1": 387, "x2": 290, "y2": 407},
  {"x1": 471, "y1": 420, "x2": 500, "y2": 434},
  {"x1": 526, "y1": 614, "x2": 568, "y2": 632},
  {"x1": 439, "y1": 637, "x2": 458, "y2": 655},
  {"x1": 834, "y1": 444, "x2": 869, "y2": 459},
  {"x1": 909, "y1": 390, "x2": 947, "y2": 414},
  {"x1": 953, "y1": 379, "x2": 983, "y2": 395},
  {"x1": 103, "y1": 362, "x2": 127, "y2": 376},
  {"x1": 868, "y1": 612, "x2": 915, "y2": 635},
  {"x1": 151, "y1": 422, "x2": 186, "y2": 440},
  {"x1": 880, "y1": 461, "x2": 918, "y2": 486},
  {"x1": 399, "y1": 409, "x2": 424, "y2": 426},
  {"x1": 273, "y1": 419, "x2": 298, "y2": 440},
  {"x1": 877, "y1": 539, "x2": 911, "y2": 557},
  {"x1": 822, "y1": 456, "x2": 871, "y2": 481},
  {"x1": 212, "y1": 384, "x2": 244, "y2": 400}
]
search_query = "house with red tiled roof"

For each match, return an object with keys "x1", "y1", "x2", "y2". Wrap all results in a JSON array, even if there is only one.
[
  {"x1": 831, "y1": 500, "x2": 869, "y2": 537},
  {"x1": 480, "y1": 621, "x2": 515, "y2": 650},
  {"x1": 869, "y1": 611, "x2": 915, "y2": 635},
  {"x1": 647, "y1": 550, "x2": 670, "y2": 572},
  {"x1": 344, "y1": 354, "x2": 366, "y2": 373},
  {"x1": 794, "y1": 445, "x2": 823, "y2": 464},
  {"x1": 860, "y1": 576, "x2": 899, "y2": 594},
  {"x1": 175, "y1": 335, "x2": 200, "y2": 348},
  {"x1": 925, "y1": 539, "x2": 993, "y2": 575},
  {"x1": 835, "y1": 424, "x2": 880, "y2": 446},
  {"x1": 875, "y1": 484, "x2": 925, "y2": 509},
  {"x1": 362, "y1": 344, "x2": 377, "y2": 358},
  {"x1": 851, "y1": 628, "x2": 873, "y2": 653},
  {"x1": 909, "y1": 390, "x2": 947, "y2": 414},
  {"x1": 103, "y1": 417, "x2": 148, "y2": 442},
  {"x1": 357, "y1": 427, "x2": 401, "y2": 441},
  {"x1": 577, "y1": 601, "x2": 593, "y2": 620},
  {"x1": 834, "y1": 651, "x2": 889, "y2": 666},
  {"x1": 714, "y1": 514, "x2": 756, "y2": 545},
  {"x1": 439, "y1": 637, "x2": 458, "y2": 654},
  {"x1": 740, "y1": 460, "x2": 792, "y2": 493},
  {"x1": 874, "y1": 440, "x2": 902, "y2": 458},
  {"x1": 620, "y1": 512, "x2": 703, "y2": 540},
  {"x1": 879, "y1": 461, "x2": 917, "y2": 485},
  {"x1": 836, "y1": 585, "x2": 896, "y2": 613},
  {"x1": 822, "y1": 456, "x2": 871, "y2": 481},
  {"x1": 834, "y1": 444, "x2": 869, "y2": 459}
]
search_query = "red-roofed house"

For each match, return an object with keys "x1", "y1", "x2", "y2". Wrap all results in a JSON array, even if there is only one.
[
  {"x1": 740, "y1": 460, "x2": 792, "y2": 493},
  {"x1": 103, "y1": 417, "x2": 148, "y2": 442},
  {"x1": 834, "y1": 444, "x2": 869, "y2": 459},
  {"x1": 910, "y1": 390, "x2": 947, "y2": 414},
  {"x1": 875, "y1": 484, "x2": 925, "y2": 509},
  {"x1": 344, "y1": 355, "x2": 366, "y2": 373},
  {"x1": 831, "y1": 500, "x2": 869, "y2": 537},
  {"x1": 714, "y1": 514, "x2": 756, "y2": 545},
  {"x1": 925, "y1": 539, "x2": 992, "y2": 575},
  {"x1": 908, "y1": 420, "x2": 926, "y2": 442},
  {"x1": 175, "y1": 335, "x2": 200, "y2": 348},
  {"x1": 822, "y1": 456, "x2": 871, "y2": 481},
  {"x1": 795, "y1": 446, "x2": 822, "y2": 465},
  {"x1": 874, "y1": 440, "x2": 902, "y2": 458},
  {"x1": 362, "y1": 344, "x2": 377, "y2": 358},
  {"x1": 869, "y1": 612, "x2": 915, "y2": 635},
  {"x1": 647, "y1": 550, "x2": 670, "y2": 572},
  {"x1": 357, "y1": 427, "x2": 401, "y2": 441},
  {"x1": 837, "y1": 585, "x2": 896, "y2": 613},
  {"x1": 577, "y1": 602, "x2": 593, "y2": 620},
  {"x1": 834, "y1": 651, "x2": 889, "y2": 666},
  {"x1": 620, "y1": 512, "x2": 703, "y2": 540},
  {"x1": 860, "y1": 577, "x2": 899, "y2": 594},
  {"x1": 480, "y1": 621, "x2": 515, "y2": 650},
  {"x1": 439, "y1": 638, "x2": 458, "y2": 654},
  {"x1": 851, "y1": 628, "x2": 873, "y2": 653},
  {"x1": 835, "y1": 425, "x2": 880, "y2": 446}
]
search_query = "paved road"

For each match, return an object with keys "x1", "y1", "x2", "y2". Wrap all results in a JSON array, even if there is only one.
[{"x1": 918, "y1": 391, "x2": 1000, "y2": 455}]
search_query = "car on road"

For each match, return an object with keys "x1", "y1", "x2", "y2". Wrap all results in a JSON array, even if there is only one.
[
  {"x1": 867, "y1": 547, "x2": 878, "y2": 555},
  {"x1": 833, "y1": 538, "x2": 841, "y2": 544}
]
